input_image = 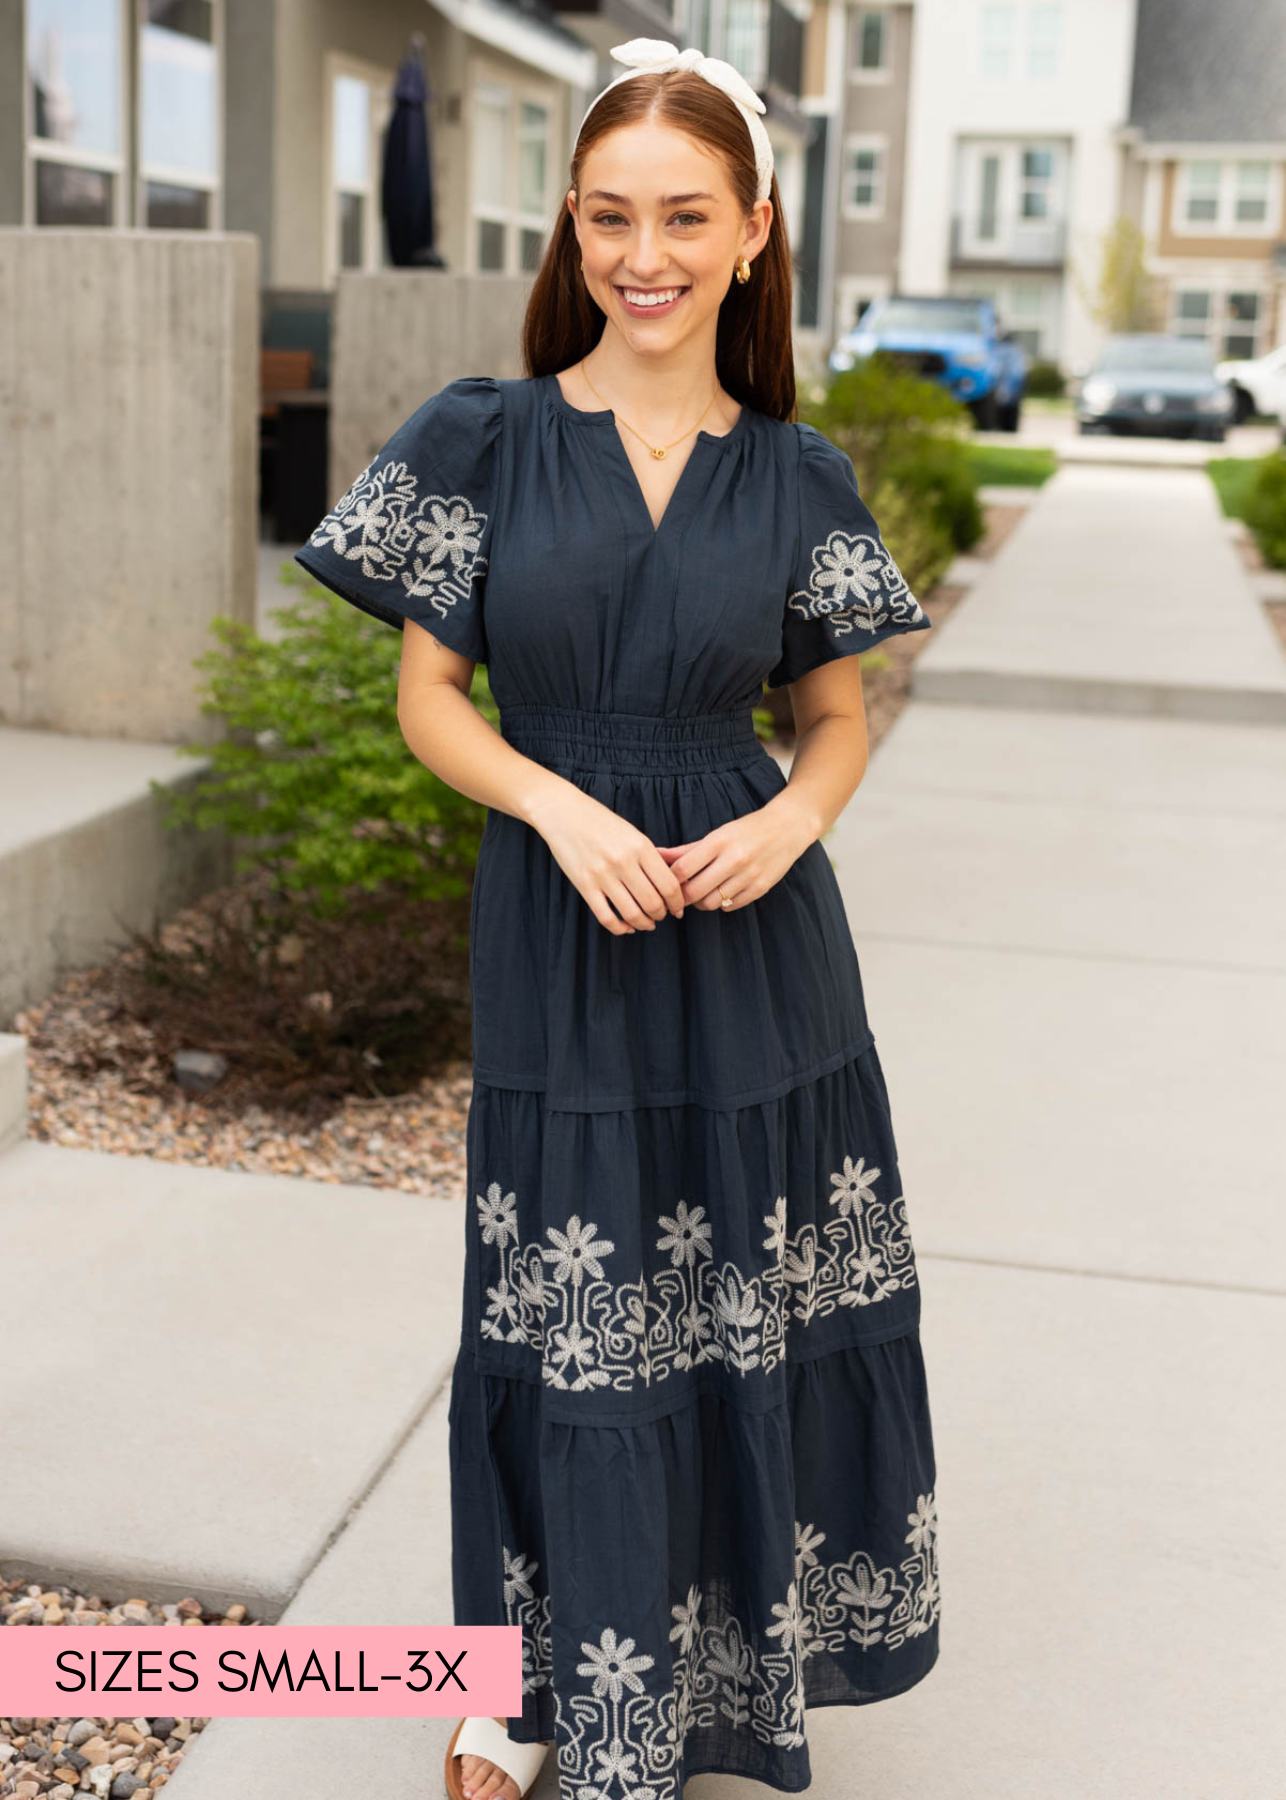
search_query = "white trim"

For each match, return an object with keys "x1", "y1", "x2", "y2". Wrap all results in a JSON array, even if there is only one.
[
  {"x1": 1129, "y1": 139, "x2": 1286, "y2": 161},
  {"x1": 1169, "y1": 156, "x2": 1282, "y2": 239},
  {"x1": 834, "y1": 272, "x2": 891, "y2": 336},
  {"x1": 421, "y1": 0, "x2": 596, "y2": 90},
  {"x1": 841, "y1": 131, "x2": 886, "y2": 220}
]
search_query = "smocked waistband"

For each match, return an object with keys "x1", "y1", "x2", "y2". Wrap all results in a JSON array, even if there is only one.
[{"x1": 498, "y1": 703, "x2": 765, "y2": 774}]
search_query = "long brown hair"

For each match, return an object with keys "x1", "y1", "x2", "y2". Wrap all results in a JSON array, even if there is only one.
[{"x1": 520, "y1": 70, "x2": 797, "y2": 422}]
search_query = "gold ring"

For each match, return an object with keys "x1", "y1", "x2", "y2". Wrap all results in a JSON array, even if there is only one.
[{"x1": 718, "y1": 887, "x2": 733, "y2": 909}]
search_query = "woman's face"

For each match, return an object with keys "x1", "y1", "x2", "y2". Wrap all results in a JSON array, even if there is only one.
[{"x1": 568, "y1": 119, "x2": 772, "y2": 356}]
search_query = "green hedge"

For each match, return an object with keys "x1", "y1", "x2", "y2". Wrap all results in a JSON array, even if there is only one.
[{"x1": 797, "y1": 358, "x2": 983, "y2": 597}]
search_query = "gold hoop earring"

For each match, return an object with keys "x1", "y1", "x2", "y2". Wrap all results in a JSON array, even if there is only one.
[{"x1": 734, "y1": 255, "x2": 751, "y2": 285}]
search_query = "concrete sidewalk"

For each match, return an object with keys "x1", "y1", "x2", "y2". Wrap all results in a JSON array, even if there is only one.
[
  {"x1": 3, "y1": 457, "x2": 1285, "y2": 1796},
  {"x1": 913, "y1": 461, "x2": 1286, "y2": 724}
]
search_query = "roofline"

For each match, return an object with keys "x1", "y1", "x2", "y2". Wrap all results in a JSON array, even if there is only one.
[{"x1": 422, "y1": 0, "x2": 597, "y2": 89}]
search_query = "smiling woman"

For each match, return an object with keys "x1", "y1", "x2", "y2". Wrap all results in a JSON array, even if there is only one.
[{"x1": 296, "y1": 35, "x2": 941, "y2": 1800}]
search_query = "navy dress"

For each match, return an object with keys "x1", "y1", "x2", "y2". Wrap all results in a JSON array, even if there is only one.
[{"x1": 295, "y1": 371, "x2": 941, "y2": 1796}]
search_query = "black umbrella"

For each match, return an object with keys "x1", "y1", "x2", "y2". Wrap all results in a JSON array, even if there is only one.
[{"x1": 382, "y1": 33, "x2": 446, "y2": 268}]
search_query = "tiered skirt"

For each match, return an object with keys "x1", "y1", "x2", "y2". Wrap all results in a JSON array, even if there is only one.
[{"x1": 447, "y1": 705, "x2": 940, "y2": 1796}]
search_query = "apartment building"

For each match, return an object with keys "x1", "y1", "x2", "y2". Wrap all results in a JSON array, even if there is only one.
[
  {"x1": 893, "y1": 0, "x2": 1137, "y2": 369},
  {"x1": 1117, "y1": 0, "x2": 1286, "y2": 360},
  {"x1": 4, "y1": 0, "x2": 598, "y2": 289}
]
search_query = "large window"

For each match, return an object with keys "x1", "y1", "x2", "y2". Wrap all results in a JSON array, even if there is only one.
[
  {"x1": 325, "y1": 57, "x2": 394, "y2": 275},
  {"x1": 1171, "y1": 285, "x2": 1266, "y2": 359},
  {"x1": 979, "y1": 2, "x2": 1062, "y2": 82},
  {"x1": 1176, "y1": 159, "x2": 1280, "y2": 235},
  {"x1": 472, "y1": 77, "x2": 552, "y2": 275},
  {"x1": 140, "y1": 0, "x2": 219, "y2": 228},
  {"x1": 26, "y1": 0, "x2": 125, "y2": 224},
  {"x1": 25, "y1": 0, "x2": 222, "y2": 228}
]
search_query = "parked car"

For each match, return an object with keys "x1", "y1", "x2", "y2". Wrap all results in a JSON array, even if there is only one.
[
  {"x1": 1214, "y1": 341, "x2": 1286, "y2": 424},
  {"x1": 828, "y1": 293, "x2": 1027, "y2": 431},
  {"x1": 1076, "y1": 334, "x2": 1233, "y2": 440}
]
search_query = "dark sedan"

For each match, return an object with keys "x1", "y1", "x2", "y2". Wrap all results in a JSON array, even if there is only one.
[{"x1": 1076, "y1": 334, "x2": 1233, "y2": 440}]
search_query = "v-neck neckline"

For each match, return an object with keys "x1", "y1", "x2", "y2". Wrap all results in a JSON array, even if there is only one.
[{"x1": 542, "y1": 370, "x2": 751, "y2": 540}]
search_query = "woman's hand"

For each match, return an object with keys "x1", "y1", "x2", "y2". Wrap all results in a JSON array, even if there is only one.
[
  {"x1": 655, "y1": 791, "x2": 820, "y2": 911},
  {"x1": 531, "y1": 787, "x2": 687, "y2": 935}
]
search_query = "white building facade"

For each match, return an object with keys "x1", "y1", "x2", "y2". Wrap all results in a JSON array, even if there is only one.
[{"x1": 897, "y1": 0, "x2": 1138, "y2": 368}]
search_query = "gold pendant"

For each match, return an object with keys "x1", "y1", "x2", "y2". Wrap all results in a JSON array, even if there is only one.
[{"x1": 651, "y1": 446, "x2": 666, "y2": 459}]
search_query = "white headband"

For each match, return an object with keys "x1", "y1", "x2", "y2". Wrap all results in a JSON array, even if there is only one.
[{"x1": 576, "y1": 38, "x2": 774, "y2": 204}]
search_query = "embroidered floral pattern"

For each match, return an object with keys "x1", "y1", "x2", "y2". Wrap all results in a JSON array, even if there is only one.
[
  {"x1": 502, "y1": 1544, "x2": 553, "y2": 1696},
  {"x1": 476, "y1": 1155, "x2": 918, "y2": 1389},
  {"x1": 307, "y1": 455, "x2": 487, "y2": 620},
  {"x1": 787, "y1": 527, "x2": 925, "y2": 640},
  {"x1": 516, "y1": 1492, "x2": 938, "y2": 1798}
]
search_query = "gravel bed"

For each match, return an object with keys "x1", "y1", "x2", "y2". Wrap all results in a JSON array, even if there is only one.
[
  {"x1": 14, "y1": 967, "x2": 474, "y2": 1199},
  {"x1": 0, "y1": 1573, "x2": 262, "y2": 1797}
]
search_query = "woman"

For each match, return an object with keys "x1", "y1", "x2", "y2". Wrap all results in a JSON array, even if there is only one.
[{"x1": 295, "y1": 37, "x2": 941, "y2": 1800}]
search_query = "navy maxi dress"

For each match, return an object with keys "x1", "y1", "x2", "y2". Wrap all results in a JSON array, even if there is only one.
[{"x1": 294, "y1": 371, "x2": 941, "y2": 1796}]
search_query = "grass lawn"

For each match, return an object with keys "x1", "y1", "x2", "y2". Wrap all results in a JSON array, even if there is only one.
[
  {"x1": 965, "y1": 443, "x2": 1059, "y2": 487},
  {"x1": 1206, "y1": 456, "x2": 1265, "y2": 519}
]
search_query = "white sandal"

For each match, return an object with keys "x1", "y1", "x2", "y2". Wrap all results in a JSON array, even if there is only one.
[{"x1": 444, "y1": 1715, "x2": 551, "y2": 1800}]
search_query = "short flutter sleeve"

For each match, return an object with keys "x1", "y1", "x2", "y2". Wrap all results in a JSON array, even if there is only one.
[
  {"x1": 293, "y1": 375, "x2": 501, "y2": 662},
  {"x1": 765, "y1": 422, "x2": 931, "y2": 689}
]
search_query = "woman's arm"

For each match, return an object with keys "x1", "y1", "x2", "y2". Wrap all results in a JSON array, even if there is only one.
[{"x1": 395, "y1": 623, "x2": 687, "y2": 936}]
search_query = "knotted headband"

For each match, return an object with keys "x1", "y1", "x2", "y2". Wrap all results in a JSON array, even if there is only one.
[{"x1": 575, "y1": 38, "x2": 775, "y2": 203}]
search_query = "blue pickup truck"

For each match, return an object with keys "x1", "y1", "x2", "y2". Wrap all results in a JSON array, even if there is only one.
[{"x1": 828, "y1": 294, "x2": 1027, "y2": 431}]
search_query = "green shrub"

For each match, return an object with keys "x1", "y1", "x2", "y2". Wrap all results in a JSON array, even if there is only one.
[
  {"x1": 1024, "y1": 358, "x2": 1065, "y2": 397},
  {"x1": 1241, "y1": 449, "x2": 1286, "y2": 569},
  {"x1": 154, "y1": 573, "x2": 494, "y2": 921},
  {"x1": 797, "y1": 358, "x2": 983, "y2": 594}
]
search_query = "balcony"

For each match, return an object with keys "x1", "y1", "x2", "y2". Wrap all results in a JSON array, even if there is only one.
[{"x1": 949, "y1": 213, "x2": 1067, "y2": 268}]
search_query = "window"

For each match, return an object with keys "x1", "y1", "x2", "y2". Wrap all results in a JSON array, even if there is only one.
[
  {"x1": 333, "y1": 76, "x2": 372, "y2": 269},
  {"x1": 1234, "y1": 161, "x2": 1270, "y2": 224},
  {"x1": 1182, "y1": 161, "x2": 1220, "y2": 224},
  {"x1": 842, "y1": 136, "x2": 885, "y2": 217},
  {"x1": 26, "y1": 0, "x2": 125, "y2": 224},
  {"x1": 1176, "y1": 159, "x2": 1279, "y2": 234},
  {"x1": 979, "y1": 4, "x2": 1015, "y2": 80},
  {"x1": 1172, "y1": 289, "x2": 1211, "y2": 336},
  {"x1": 1026, "y1": 3, "x2": 1061, "y2": 79},
  {"x1": 1020, "y1": 147, "x2": 1053, "y2": 219},
  {"x1": 850, "y1": 7, "x2": 889, "y2": 79},
  {"x1": 1170, "y1": 286, "x2": 1265, "y2": 359},
  {"x1": 140, "y1": 0, "x2": 218, "y2": 228},
  {"x1": 723, "y1": 0, "x2": 768, "y2": 91},
  {"x1": 472, "y1": 76, "x2": 552, "y2": 275},
  {"x1": 1224, "y1": 292, "x2": 1262, "y2": 359}
]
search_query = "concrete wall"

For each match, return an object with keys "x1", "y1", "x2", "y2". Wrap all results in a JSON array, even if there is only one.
[
  {"x1": 324, "y1": 269, "x2": 534, "y2": 497},
  {"x1": 0, "y1": 229, "x2": 259, "y2": 743}
]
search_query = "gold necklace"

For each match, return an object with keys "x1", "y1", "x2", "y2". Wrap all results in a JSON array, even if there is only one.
[{"x1": 579, "y1": 359, "x2": 720, "y2": 460}]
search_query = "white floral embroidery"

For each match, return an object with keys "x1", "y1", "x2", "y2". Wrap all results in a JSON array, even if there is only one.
[
  {"x1": 307, "y1": 455, "x2": 487, "y2": 619},
  {"x1": 518, "y1": 1493, "x2": 938, "y2": 1797},
  {"x1": 788, "y1": 527, "x2": 925, "y2": 639},
  {"x1": 502, "y1": 1543, "x2": 552, "y2": 1696},
  {"x1": 477, "y1": 1156, "x2": 918, "y2": 1389}
]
